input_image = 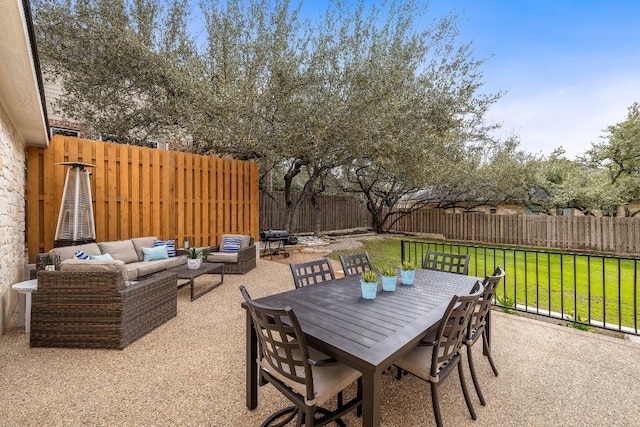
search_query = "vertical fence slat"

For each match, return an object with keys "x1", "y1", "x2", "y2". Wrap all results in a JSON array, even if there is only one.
[
  {"x1": 381, "y1": 207, "x2": 640, "y2": 256},
  {"x1": 26, "y1": 136, "x2": 259, "y2": 262}
]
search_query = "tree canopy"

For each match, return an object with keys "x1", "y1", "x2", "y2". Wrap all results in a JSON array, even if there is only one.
[{"x1": 34, "y1": 0, "x2": 507, "y2": 231}]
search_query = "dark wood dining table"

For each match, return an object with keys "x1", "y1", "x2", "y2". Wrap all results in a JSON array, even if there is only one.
[{"x1": 243, "y1": 269, "x2": 480, "y2": 426}]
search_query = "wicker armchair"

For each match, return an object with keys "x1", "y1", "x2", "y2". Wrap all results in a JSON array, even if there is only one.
[
  {"x1": 31, "y1": 270, "x2": 177, "y2": 349},
  {"x1": 203, "y1": 234, "x2": 257, "y2": 274}
]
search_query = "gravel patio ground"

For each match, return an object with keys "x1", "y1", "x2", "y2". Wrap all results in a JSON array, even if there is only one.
[{"x1": 1, "y1": 242, "x2": 640, "y2": 426}]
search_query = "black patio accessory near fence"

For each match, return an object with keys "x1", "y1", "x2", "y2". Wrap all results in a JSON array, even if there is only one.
[
  {"x1": 54, "y1": 162, "x2": 97, "y2": 247},
  {"x1": 260, "y1": 230, "x2": 299, "y2": 259}
]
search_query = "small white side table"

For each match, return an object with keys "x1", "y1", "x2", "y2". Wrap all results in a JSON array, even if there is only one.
[{"x1": 12, "y1": 279, "x2": 38, "y2": 333}]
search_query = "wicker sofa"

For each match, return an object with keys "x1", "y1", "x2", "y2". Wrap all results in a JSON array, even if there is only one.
[
  {"x1": 31, "y1": 269, "x2": 177, "y2": 349},
  {"x1": 35, "y1": 236, "x2": 188, "y2": 280},
  {"x1": 31, "y1": 236, "x2": 187, "y2": 349}
]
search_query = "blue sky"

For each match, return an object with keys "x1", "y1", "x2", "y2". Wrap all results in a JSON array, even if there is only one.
[{"x1": 425, "y1": 0, "x2": 640, "y2": 159}]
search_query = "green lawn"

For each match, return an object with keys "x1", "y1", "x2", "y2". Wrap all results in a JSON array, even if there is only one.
[{"x1": 329, "y1": 236, "x2": 640, "y2": 331}]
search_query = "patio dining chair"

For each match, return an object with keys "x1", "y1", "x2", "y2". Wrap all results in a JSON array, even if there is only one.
[
  {"x1": 240, "y1": 286, "x2": 362, "y2": 427},
  {"x1": 290, "y1": 258, "x2": 336, "y2": 289},
  {"x1": 394, "y1": 284, "x2": 483, "y2": 427},
  {"x1": 339, "y1": 252, "x2": 372, "y2": 276},
  {"x1": 465, "y1": 266, "x2": 505, "y2": 405},
  {"x1": 423, "y1": 250, "x2": 470, "y2": 275}
]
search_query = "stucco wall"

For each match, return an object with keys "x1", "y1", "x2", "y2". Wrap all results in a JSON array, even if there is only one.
[{"x1": 0, "y1": 103, "x2": 27, "y2": 335}]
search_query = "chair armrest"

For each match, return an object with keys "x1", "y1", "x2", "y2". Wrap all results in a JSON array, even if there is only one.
[
  {"x1": 35, "y1": 253, "x2": 53, "y2": 272},
  {"x1": 237, "y1": 242, "x2": 256, "y2": 260},
  {"x1": 309, "y1": 357, "x2": 339, "y2": 367},
  {"x1": 123, "y1": 272, "x2": 177, "y2": 308},
  {"x1": 125, "y1": 271, "x2": 176, "y2": 292},
  {"x1": 36, "y1": 270, "x2": 127, "y2": 292}
]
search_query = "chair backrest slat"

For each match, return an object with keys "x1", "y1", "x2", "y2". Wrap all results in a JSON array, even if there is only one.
[
  {"x1": 290, "y1": 258, "x2": 336, "y2": 288},
  {"x1": 240, "y1": 286, "x2": 314, "y2": 398},
  {"x1": 431, "y1": 284, "x2": 483, "y2": 377},
  {"x1": 423, "y1": 250, "x2": 470, "y2": 275},
  {"x1": 468, "y1": 266, "x2": 505, "y2": 338},
  {"x1": 339, "y1": 252, "x2": 372, "y2": 276}
]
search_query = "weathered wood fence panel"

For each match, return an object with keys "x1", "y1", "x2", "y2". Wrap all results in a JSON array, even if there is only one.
[
  {"x1": 260, "y1": 191, "x2": 371, "y2": 233},
  {"x1": 26, "y1": 135, "x2": 259, "y2": 262},
  {"x1": 386, "y1": 208, "x2": 640, "y2": 255}
]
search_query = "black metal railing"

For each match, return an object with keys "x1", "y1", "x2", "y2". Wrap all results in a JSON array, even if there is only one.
[{"x1": 401, "y1": 240, "x2": 640, "y2": 336}]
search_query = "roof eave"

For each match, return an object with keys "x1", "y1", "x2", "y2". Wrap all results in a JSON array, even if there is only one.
[{"x1": 0, "y1": 0, "x2": 50, "y2": 147}]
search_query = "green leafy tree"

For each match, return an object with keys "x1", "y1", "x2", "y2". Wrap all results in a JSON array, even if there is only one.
[
  {"x1": 328, "y1": 1, "x2": 501, "y2": 232},
  {"x1": 34, "y1": 0, "x2": 504, "y2": 232},
  {"x1": 32, "y1": 0, "x2": 197, "y2": 144},
  {"x1": 586, "y1": 103, "x2": 640, "y2": 216},
  {"x1": 534, "y1": 149, "x2": 623, "y2": 216}
]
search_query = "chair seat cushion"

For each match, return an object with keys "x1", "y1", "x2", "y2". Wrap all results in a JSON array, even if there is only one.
[
  {"x1": 166, "y1": 255, "x2": 187, "y2": 269},
  {"x1": 261, "y1": 346, "x2": 361, "y2": 406},
  {"x1": 128, "y1": 260, "x2": 169, "y2": 278},
  {"x1": 394, "y1": 343, "x2": 435, "y2": 381},
  {"x1": 207, "y1": 252, "x2": 239, "y2": 263}
]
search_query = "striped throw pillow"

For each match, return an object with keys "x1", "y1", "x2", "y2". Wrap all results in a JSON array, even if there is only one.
[
  {"x1": 154, "y1": 239, "x2": 176, "y2": 257},
  {"x1": 74, "y1": 250, "x2": 90, "y2": 260},
  {"x1": 222, "y1": 236, "x2": 242, "y2": 253}
]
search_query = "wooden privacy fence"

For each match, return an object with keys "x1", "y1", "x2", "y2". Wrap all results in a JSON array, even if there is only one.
[
  {"x1": 26, "y1": 135, "x2": 259, "y2": 262},
  {"x1": 260, "y1": 191, "x2": 371, "y2": 233},
  {"x1": 387, "y1": 208, "x2": 640, "y2": 255}
]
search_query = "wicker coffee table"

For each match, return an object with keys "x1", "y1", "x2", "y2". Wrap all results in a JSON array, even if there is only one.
[{"x1": 168, "y1": 262, "x2": 224, "y2": 301}]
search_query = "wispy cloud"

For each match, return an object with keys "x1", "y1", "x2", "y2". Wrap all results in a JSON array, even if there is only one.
[{"x1": 488, "y1": 72, "x2": 640, "y2": 159}]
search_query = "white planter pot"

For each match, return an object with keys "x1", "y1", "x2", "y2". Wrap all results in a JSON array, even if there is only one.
[{"x1": 187, "y1": 258, "x2": 202, "y2": 270}]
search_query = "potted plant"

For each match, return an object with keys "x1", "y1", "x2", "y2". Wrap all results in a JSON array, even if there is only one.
[
  {"x1": 360, "y1": 270, "x2": 378, "y2": 299},
  {"x1": 380, "y1": 265, "x2": 397, "y2": 291},
  {"x1": 400, "y1": 260, "x2": 416, "y2": 285},
  {"x1": 187, "y1": 247, "x2": 203, "y2": 270}
]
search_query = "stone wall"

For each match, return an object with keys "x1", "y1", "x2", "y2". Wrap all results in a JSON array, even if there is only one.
[{"x1": 0, "y1": 103, "x2": 27, "y2": 335}]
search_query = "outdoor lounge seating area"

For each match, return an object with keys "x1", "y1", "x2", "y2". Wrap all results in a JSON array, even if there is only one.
[
  {"x1": 27, "y1": 234, "x2": 255, "y2": 349},
  {"x1": 2, "y1": 257, "x2": 640, "y2": 426}
]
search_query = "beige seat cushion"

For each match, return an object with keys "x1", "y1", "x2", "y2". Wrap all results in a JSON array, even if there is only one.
[
  {"x1": 125, "y1": 256, "x2": 186, "y2": 280},
  {"x1": 131, "y1": 236, "x2": 157, "y2": 261},
  {"x1": 49, "y1": 243, "x2": 101, "y2": 262},
  {"x1": 207, "y1": 252, "x2": 239, "y2": 263},
  {"x1": 98, "y1": 240, "x2": 139, "y2": 264},
  {"x1": 261, "y1": 346, "x2": 361, "y2": 406},
  {"x1": 166, "y1": 255, "x2": 187, "y2": 269},
  {"x1": 60, "y1": 259, "x2": 129, "y2": 283},
  {"x1": 394, "y1": 343, "x2": 437, "y2": 381},
  {"x1": 128, "y1": 260, "x2": 167, "y2": 278}
]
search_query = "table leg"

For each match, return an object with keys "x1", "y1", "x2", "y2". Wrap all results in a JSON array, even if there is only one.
[
  {"x1": 361, "y1": 370, "x2": 381, "y2": 426},
  {"x1": 246, "y1": 309, "x2": 258, "y2": 409},
  {"x1": 17, "y1": 292, "x2": 25, "y2": 327},
  {"x1": 191, "y1": 271, "x2": 225, "y2": 301},
  {"x1": 24, "y1": 291, "x2": 32, "y2": 334}
]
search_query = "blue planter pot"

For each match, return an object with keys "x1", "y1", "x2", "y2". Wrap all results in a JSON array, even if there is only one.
[
  {"x1": 381, "y1": 275, "x2": 397, "y2": 291},
  {"x1": 401, "y1": 270, "x2": 415, "y2": 285},
  {"x1": 360, "y1": 281, "x2": 378, "y2": 299}
]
